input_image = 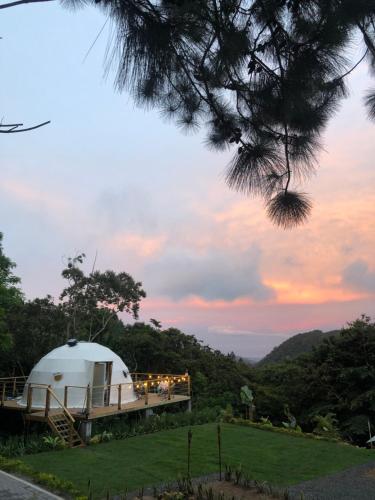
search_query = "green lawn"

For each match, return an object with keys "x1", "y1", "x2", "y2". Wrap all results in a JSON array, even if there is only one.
[{"x1": 22, "y1": 423, "x2": 374, "y2": 498}]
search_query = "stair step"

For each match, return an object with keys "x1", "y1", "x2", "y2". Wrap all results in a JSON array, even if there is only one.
[{"x1": 47, "y1": 413, "x2": 84, "y2": 448}]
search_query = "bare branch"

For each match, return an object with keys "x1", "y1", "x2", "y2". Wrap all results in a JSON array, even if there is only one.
[
  {"x1": 0, "y1": 0, "x2": 53, "y2": 9},
  {"x1": 0, "y1": 120, "x2": 50, "y2": 133}
]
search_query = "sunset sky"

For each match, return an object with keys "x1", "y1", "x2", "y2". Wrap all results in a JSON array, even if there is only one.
[{"x1": 1, "y1": 4, "x2": 375, "y2": 358}]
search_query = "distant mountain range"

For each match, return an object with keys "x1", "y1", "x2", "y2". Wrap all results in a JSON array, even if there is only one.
[{"x1": 257, "y1": 329, "x2": 340, "y2": 365}]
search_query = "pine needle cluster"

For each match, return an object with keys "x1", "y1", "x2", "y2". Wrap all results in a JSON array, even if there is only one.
[{"x1": 70, "y1": 0, "x2": 375, "y2": 228}]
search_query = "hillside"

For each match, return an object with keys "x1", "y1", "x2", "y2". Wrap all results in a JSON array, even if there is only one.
[{"x1": 258, "y1": 329, "x2": 339, "y2": 365}]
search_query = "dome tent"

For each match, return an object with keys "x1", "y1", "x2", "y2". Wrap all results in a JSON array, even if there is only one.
[{"x1": 19, "y1": 341, "x2": 136, "y2": 409}]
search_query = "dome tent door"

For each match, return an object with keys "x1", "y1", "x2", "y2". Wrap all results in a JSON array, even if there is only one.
[{"x1": 92, "y1": 361, "x2": 113, "y2": 407}]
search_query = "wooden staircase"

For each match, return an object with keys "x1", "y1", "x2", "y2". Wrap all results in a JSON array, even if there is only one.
[
  {"x1": 24, "y1": 385, "x2": 85, "y2": 448},
  {"x1": 47, "y1": 412, "x2": 84, "y2": 448}
]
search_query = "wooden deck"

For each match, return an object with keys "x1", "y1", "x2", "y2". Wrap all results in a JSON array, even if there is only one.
[{"x1": 1, "y1": 393, "x2": 191, "y2": 421}]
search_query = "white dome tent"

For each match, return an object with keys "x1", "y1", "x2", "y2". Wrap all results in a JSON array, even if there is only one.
[{"x1": 18, "y1": 340, "x2": 136, "y2": 409}]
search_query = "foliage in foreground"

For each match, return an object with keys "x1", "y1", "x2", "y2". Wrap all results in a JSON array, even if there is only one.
[
  {"x1": 64, "y1": 0, "x2": 375, "y2": 227},
  {"x1": 0, "y1": 455, "x2": 82, "y2": 498}
]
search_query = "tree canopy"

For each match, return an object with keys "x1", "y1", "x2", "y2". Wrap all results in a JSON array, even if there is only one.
[
  {"x1": 68, "y1": 0, "x2": 374, "y2": 228},
  {"x1": 60, "y1": 254, "x2": 146, "y2": 341},
  {"x1": 0, "y1": 233, "x2": 22, "y2": 351}
]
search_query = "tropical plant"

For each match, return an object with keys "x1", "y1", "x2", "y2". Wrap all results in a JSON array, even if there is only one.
[
  {"x1": 42, "y1": 436, "x2": 66, "y2": 450},
  {"x1": 282, "y1": 404, "x2": 301, "y2": 431},
  {"x1": 240, "y1": 385, "x2": 255, "y2": 420},
  {"x1": 312, "y1": 413, "x2": 340, "y2": 439}
]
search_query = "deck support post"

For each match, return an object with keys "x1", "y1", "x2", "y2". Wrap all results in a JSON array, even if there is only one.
[
  {"x1": 79, "y1": 421, "x2": 92, "y2": 444},
  {"x1": 186, "y1": 399, "x2": 192, "y2": 413},
  {"x1": 145, "y1": 408, "x2": 153, "y2": 418}
]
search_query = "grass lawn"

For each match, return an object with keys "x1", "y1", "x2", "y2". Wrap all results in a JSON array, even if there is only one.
[{"x1": 22, "y1": 423, "x2": 374, "y2": 498}]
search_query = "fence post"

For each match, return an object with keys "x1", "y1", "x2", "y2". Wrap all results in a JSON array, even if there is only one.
[
  {"x1": 64, "y1": 386, "x2": 68, "y2": 408},
  {"x1": 45, "y1": 385, "x2": 51, "y2": 418},
  {"x1": 12, "y1": 378, "x2": 17, "y2": 397},
  {"x1": 117, "y1": 384, "x2": 121, "y2": 410}
]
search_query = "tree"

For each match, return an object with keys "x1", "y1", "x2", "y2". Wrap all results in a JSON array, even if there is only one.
[
  {"x1": 60, "y1": 254, "x2": 146, "y2": 341},
  {"x1": 2, "y1": 296, "x2": 67, "y2": 375},
  {"x1": 69, "y1": 0, "x2": 374, "y2": 228},
  {"x1": 253, "y1": 315, "x2": 375, "y2": 443},
  {"x1": 0, "y1": 233, "x2": 23, "y2": 351}
]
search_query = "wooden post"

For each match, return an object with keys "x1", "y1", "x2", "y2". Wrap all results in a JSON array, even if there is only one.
[
  {"x1": 45, "y1": 385, "x2": 51, "y2": 418},
  {"x1": 217, "y1": 424, "x2": 222, "y2": 481},
  {"x1": 64, "y1": 386, "x2": 68, "y2": 408},
  {"x1": 12, "y1": 378, "x2": 17, "y2": 397},
  {"x1": 117, "y1": 384, "x2": 121, "y2": 410},
  {"x1": 145, "y1": 382, "x2": 149, "y2": 405},
  {"x1": 187, "y1": 375, "x2": 191, "y2": 396},
  {"x1": 1, "y1": 382, "x2": 5, "y2": 407},
  {"x1": 26, "y1": 385, "x2": 33, "y2": 413},
  {"x1": 187, "y1": 428, "x2": 192, "y2": 477},
  {"x1": 86, "y1": 385, "x2": 91, "y2": 415},
  {"x1": 168, "y1": 380, "x2": 171, "y2": 401}
]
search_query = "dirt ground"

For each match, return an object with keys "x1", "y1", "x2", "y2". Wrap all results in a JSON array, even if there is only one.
[
  {"x1": 134, "y1": 480, "x2": 275, "y2": 500},
  {"x1": 204, "y1": 480, "x2": 275, "y2": 499}
]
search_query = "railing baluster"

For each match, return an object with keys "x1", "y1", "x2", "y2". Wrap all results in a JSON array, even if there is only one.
[
  {"x1": 145, "y1": 382, "x2": 149, "y2": 405},
  {"x1": 64, "y1": 386, "x2": 68, "y2": 408},
  {"x1": 45, "y1": 385, "x2": 51, "y2": 417},
  {"x1": 27, "y1": 385, "x2": 33, "y2": 412},
  {"x1": 86, "y1": 384, "x2": 91, "y2": 415},
  {"x1": 117, "y1": 384, "x2": 121, "y2": 410}
]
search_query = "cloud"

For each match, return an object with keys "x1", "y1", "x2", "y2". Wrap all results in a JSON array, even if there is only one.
[
  {"x1": 144, "y1": 246, "x2": 275, "y2": 302},
  {"x1": 342, "y1": 260, "x2": 375, "y2": 293},
  {"x1": 109, "y1": 233, "x2": 166, "y2": 258}
]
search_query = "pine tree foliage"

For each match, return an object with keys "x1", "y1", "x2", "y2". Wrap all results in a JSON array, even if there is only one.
[{"x1": 72, "y1": 0, "x2": 375, "y2": 227}]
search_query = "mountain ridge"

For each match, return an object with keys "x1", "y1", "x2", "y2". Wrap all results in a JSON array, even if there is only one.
[{"x1": 258, "y1": 328, "x2": 340, "y2": 365}]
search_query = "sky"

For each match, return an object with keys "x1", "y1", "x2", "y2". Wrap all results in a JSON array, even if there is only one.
[{"x1": 1, "y1": 3, "x2": 375, "y2": 359}]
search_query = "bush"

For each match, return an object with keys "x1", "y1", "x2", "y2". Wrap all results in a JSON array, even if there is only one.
[
  {"x1": 0, "y1": 455, "x2": 83, "y2": 497},
  {"x1": 92, "y1": 407, "x2": 221, "y2": 442}
]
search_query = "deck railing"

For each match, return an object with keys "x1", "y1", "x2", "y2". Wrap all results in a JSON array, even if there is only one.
[
  {"x1": 0, "y1": 376, "x2": 27, "y2": 406},
  {"x1": 63, "y1": 373, "x2": 191, "y2": 415},
  {"x1": 0, "y1": 373, "x2": 191, "y2": 416}
]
